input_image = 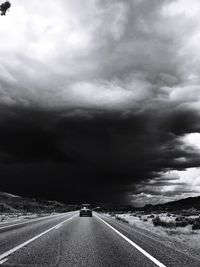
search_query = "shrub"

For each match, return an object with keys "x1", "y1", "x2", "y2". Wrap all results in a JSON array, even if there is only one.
[
  {"x1": 152, "y1": 216, "x2": 164, "y2": 227},
  {"x1": 147, "y1": 214, "x2": 155, "y2": 219},
  {"x1": 175, "y1": 221, "x2": 188, "y2": 227},
  {"x1": 192, "y1": 221, "x2": 200, "y2": 230},
  {"x1": 152, "y1": 216, "x2": 188, "y2": 228},
  {"x1": 192, "y1": 217, "x2": 200, "y2": 230},
  {"x1": 175, "y1": 216, "x2": 186, "y2": 222},
  {"x1": 185, "y1": 218, "x2": 195, "y2": 225},
  {"x1": 115, "y1": 216, "x2": 128, "y2": 223}
]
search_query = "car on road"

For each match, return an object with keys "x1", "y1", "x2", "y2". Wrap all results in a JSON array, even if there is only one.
[{"x1": 79, "y1": 204, "x2": 92, "y2": 217}]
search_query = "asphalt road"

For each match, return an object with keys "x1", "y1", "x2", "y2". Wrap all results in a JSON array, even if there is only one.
[{"x1": 0, "y1": 212, "x2": 199, "y2": 266}]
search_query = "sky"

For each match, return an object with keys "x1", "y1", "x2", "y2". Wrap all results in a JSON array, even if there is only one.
[{"x1": 0, "y1": 0, "x2": 200, "y2": 206}]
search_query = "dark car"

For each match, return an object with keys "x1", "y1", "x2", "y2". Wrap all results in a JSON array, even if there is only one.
[{"x1": 79, "y1": 204, "x2": 92, "y2": 217}]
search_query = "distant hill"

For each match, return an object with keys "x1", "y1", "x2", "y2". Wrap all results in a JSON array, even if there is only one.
[
  {"x1": 0, "y1": 192, "x2": 79, "y2": 213},
  {"x1": 143, "y1": 196, "x2": 200, "y2": 212},
  {"x1": 94, "y1": 203, "x2": 135, "y2": 212}
]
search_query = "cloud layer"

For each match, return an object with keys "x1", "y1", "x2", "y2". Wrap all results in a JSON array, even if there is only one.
[{"x1": 0, "y1": 0, "x2": 200, "y2": 205}]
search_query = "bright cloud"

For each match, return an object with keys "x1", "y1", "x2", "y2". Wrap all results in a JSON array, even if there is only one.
[
  {"x1": 132, "y1": 166, "x2": 200, "y2": 206},
  {"x1": 181, "y1": 133, "x2": 200, "y2": 151},
  {"x1": 162, "y1": 0, "x2": 200, "y2": 18},
  {"x1": 0, "y1": 0, "x2": 200, "y2": 111}
]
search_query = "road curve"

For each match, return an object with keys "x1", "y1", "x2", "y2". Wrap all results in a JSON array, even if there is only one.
[{"x1": 0, "y1": 212, "x2": 199, "y2": 266}]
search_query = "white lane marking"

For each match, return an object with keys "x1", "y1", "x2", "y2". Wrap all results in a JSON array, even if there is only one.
[
  {"x1": 0, "y1": 212, "x2": 74, "y2": 230},
  {"x1": 95, "y1": 214, "x2": 166, "y2": 267},
  {"x1": 55, "y1": 223, "x2": 63, "y2": 229},
  {"x1": 0, "y1": 214, "x2": 77, "y2": 261},
  {"x1": 0, "y1": 258, "x2": 8, "y2": 264}
]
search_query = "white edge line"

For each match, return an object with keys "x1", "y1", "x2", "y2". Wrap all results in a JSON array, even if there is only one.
[
  {"x1": 0, "y1": 214, "x2": 77, "y2": 261},
  {"x1": 0, "y1": 258, "x2": 8, "y2": 264},
  {"x1": 0, "y1": 212, "x2": 75, "y2": 230},
  {"x1": 55, "y1": 223, "x2": 63, "y2": 229},
  {"x1": 94, "y1": 214, "x2": 166, "y2": 267}
]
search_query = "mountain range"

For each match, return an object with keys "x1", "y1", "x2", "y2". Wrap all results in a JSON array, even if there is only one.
[
  {"x1": 143, "y1": 196, "x2": 200, "y2": 212},
  {"x1": 0, "y1": 192, "x2": 78, "y2": 213}
]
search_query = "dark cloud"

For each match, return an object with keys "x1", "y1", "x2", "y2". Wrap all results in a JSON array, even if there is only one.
[
  {"x1": 0, "y1": 1, "x2": 11, "y2": 16},
  {"x1": 1, "y1": 0, "x2": 200, "y2": 205},
  {"x1": 0, "y1": 106, "x2": 200, "y2": 204}
]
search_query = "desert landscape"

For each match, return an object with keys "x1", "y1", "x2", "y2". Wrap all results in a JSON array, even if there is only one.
[
  {"x1": 102, "y1": 196, "x2": 200, "y2": 260},
  {"x1": 0, "y1": 191, "x2": 78, "y2": 224}
]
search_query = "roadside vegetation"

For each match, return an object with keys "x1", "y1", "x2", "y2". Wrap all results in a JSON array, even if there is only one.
[
  {"x1": 104, "y1": 209, "x2": 200, "y2": 251},
  {"x1": 152, "y1": 215, "x2": 200, "y2": 230},
  {"x1": 0, "y1": 212, "x2": 52, "y2": 224},
  {"x1": 0, "y1": 192, "x2": 79, "y2": 224}
]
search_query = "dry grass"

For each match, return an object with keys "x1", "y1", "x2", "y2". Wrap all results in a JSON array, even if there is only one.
[
  {"x1": 106, "y1": 211, "x2": 200, "y2": 250},
  {"x1": 0, "y1": 212, "x2": 55, "y2": 224}
]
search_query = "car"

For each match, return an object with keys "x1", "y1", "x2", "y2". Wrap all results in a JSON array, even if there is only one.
[{"x1": 79, "y1": 204, "x2": 92, "y2": 217}]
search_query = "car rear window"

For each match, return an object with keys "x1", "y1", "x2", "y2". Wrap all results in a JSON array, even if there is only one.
[{"x1": 81, "y1": 204, "x2": 91, "y2": 209}]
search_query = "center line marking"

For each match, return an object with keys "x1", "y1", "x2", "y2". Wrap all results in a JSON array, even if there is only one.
[
  {"x1": 95, "y1": 214, "x2": 166, "y2": 267},
  {"x1": 0, "y1": 213, "x2": 77, "y2": 261},
  {"x1": 0, "y1": 212, "x2": 71, "y2": 230}
]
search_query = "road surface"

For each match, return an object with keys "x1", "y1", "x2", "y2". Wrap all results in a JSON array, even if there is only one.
[{"x1": 0, "y1": 211, "x2": 199, "y2": 266}]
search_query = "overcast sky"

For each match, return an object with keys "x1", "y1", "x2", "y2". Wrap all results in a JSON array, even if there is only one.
[{"x1": 1, "y1": 0, "x2": 200, "y2": 206}]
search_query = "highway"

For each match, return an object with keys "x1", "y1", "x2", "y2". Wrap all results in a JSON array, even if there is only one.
[{"x1": 0, "y1": 211, "x2": 199, "y2": 266}]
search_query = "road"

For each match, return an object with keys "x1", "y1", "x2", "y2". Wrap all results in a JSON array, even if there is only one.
[{"x1": 0, "y1": 211, "x2": 199, "y2": 266}]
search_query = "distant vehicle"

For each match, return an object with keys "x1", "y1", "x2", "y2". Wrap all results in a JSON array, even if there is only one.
[{"x1": 79, "y1": 204, "x2": 92, "y2": 217}]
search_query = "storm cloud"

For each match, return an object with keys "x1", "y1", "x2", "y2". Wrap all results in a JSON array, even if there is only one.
[{"x1": 0, "y1": 0, "x2": 200, "y2": 205}]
